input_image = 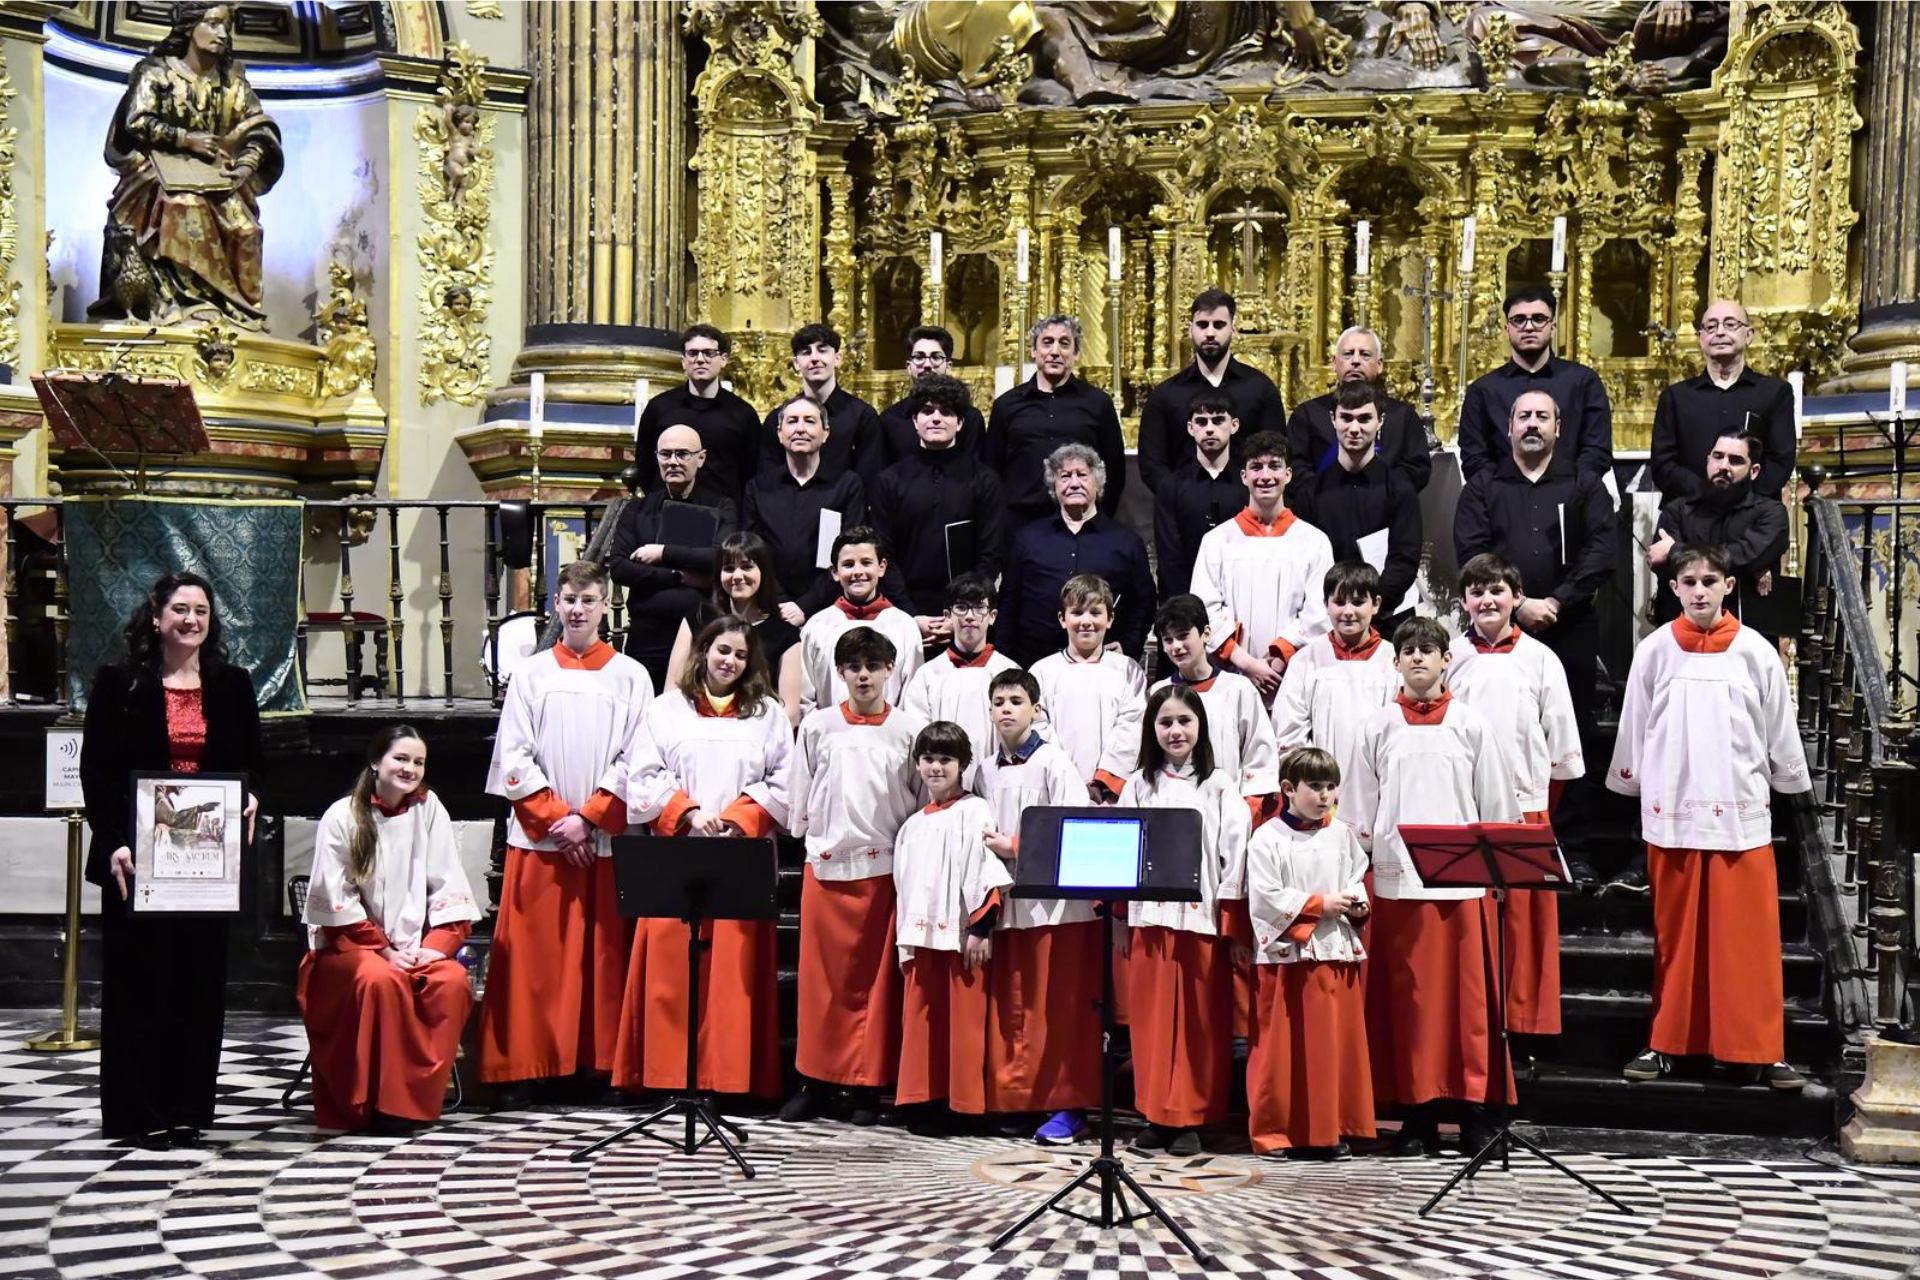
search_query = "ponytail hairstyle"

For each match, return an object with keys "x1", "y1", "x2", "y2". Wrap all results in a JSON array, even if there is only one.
[
  {"x1": 1137, "y1": 684, "x2": 1215, "y2": 791},
  {"x1": 344, "y1": 724, "x2": 427, "y2": 884}
]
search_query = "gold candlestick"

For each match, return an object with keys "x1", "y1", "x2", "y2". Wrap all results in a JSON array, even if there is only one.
[
  {"x1": 1353, "y1": 271, "x2": 1372, "y2": 331},
  {"x1": 529, "y1": 433, "x2": 546, "y2": 502}
]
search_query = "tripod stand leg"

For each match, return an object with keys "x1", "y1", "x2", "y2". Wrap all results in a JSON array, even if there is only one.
[
  {"x1": 1417, "y1": 1129, "x2": 1509, "y2": 1216},
  {"x1": 689, "y1": 1105, "x2": 757, "y2": 1178},
  {"x1": 571, "y1": 1100, "x2": 681, "y2": 1163},
  {"x1": 990, "y1": 1160, "x2": 1104, "y2": 1251},
  {"x1": 1110, "y1": 1161, "x2": 1213, "y2": 1265},
  {"x1": 1503, "y1": 1129, "x2": 1633, "y2": 1214}
]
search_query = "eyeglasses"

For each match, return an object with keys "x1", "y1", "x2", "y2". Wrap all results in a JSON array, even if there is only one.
[
  {"x1": 1506, "y1": 314, "x2": 1554, "y2": 330},
  {"x1": 1698, "y1": 320, "x2": 1750, "y2": 334},
  {"x1": 949, "y1": 604, "x2": 991, "y2": 618},
  {"x1": 683, "y1": 348, "x2": 722, "y2": 361},
  {"x1": 907, "y1": 353, "x2": 950, "y2": 367},
  {"x1": 656, "y1": 449, "x2": 702, "y2": 461}
]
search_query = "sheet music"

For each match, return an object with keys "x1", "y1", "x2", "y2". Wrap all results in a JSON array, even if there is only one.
[
  {"x1": 1357, "y1": 528, "x2": 1419, "y2": 615},
  {"x1": 815, "y1": 507, "x2": 843, "y2": 570}
]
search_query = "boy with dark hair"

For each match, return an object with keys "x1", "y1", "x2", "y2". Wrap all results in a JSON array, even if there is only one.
[
  {"x1": 1611, "y1": 542, "x2": 1811, "y2": 1091},
  {"x1": 1448, "y1": 552, "x2": 1584, "y2": 1050},
  {"x1": 1345, "y1": 615, "x2": 1520, "y2": 1158},
  {"x1": 760, "y1": 322, "x2": 884, "y2": 487},
  {"x1": 1290, "y1": 380, "x2": 1424, "y2": 630},
  {"x1": 1271, "y1": 561, "x2": 1398, "y2": 785},
  {"x1": 1191, "y1": 430, "x2": 1334, "y2": 700},
  {"x1": 782, "y1": 625, "x2": 928, "y2": 1125},
  {"x1": 880, "y1": 325, "x2": 986, "y2": 461},
  {"x1": 798, "y1": 527, "x2": 924, "y2": 716},
  {"x1": 1028, "y1": 573, "x2": 1147, "y2": 801},
  {"x1": 975, "y1": 667, "x2": 1103, "y2": 1144},
  {"x1": 1153, "y1": 388, "x2": 1249, "y2": 603},
  {"x1": 901, "y1": 574, "x2": 1021, "y2": 776},
  {"x1": 1151, "y1": 593, "x2": 1279, "y2": 815},
  {"x1": 870, "y1": 375, "x2": 1006, "y2": 632}
]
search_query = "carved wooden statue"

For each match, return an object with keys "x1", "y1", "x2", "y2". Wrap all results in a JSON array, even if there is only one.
[{"x1": 89, "y1": 3, "x2": 283, "y2": 330}]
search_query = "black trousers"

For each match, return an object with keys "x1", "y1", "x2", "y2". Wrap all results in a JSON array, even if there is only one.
[
  {"x1": 99, "y1": 906, "x2": 228, "y2": 1137},
  {"x1": 1534, "y1": 609, "x2": 1600, "y2": 863}
]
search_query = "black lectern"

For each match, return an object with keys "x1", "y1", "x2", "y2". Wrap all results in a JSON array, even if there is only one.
[
  {"x1": 989, "y1": 805, "x2": 1213, "y2": 1265},
  {"x1": 571, "y1": 834, "x2": 779, "y2": 1177}
]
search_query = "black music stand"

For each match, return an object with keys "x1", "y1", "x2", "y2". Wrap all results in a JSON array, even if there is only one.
[
  {"x1": 571, "y1": 834, "x2": 780, "y2": 1177},
  {"x1": 989, "y1": 805, "x2": 1213, "y2": 1265},
  {"x1": 1400, "y1": 822, "x2": 1634, "y2": 1218}
]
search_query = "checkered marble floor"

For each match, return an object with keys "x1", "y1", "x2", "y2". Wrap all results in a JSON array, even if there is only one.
[{"x1": 3, "y1": 1012, "x2": 1919, "y2": 1280}]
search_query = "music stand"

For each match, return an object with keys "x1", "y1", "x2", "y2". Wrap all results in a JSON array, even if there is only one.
[
  {"x1": 989, "y1": 805, "x2": 1214, "y2": 1265},
  {"x1": 32, "y1": 372, "x2": 208, "y2": 493},
  {"x1": 1399, "y1": 822, "x2": 1633, "y2": 1218},
  {"x1": 571, "y1": 834, "x2": 780, "y2": 1177}
]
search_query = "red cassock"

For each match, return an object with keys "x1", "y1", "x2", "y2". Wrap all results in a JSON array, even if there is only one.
[
  {"x1": 796, "y1": 868, "x2": 902, "y2": 1088},
  {"x1": 299, "y1": 920, "x2": 472, "y2": 1130},
  {"x1": 1246, "y1": 960, "x2": 1374, "y2": 1152},
  {"x1": 982, "y1": 920, "x2": 1104, "y2": 1113},
  {"x1": 1127, "y1": 926, "x2": 1233, "y2": 1128},
  {"x1": 1648, "y1": 843, "x2": 1785, "y2": 1064},
  {"x1": 1364, "y1": 895, "x2": 1514, "y2": 1109},
  {"x1": 476, "y1": 786, "x2": 632, "y2": 1083},
  {"x1": 896, "y1": 949, "x2": 993, "y2": 1111},
  {"x1": 1503, "y1": 806, "x2": 1563, "y2": 1035}
]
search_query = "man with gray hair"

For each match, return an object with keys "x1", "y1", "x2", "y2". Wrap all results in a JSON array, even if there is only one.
[
  {"x1": 985, "y1": 314, "x2": 1127, "y2": 545},
  {"x1": 1286, "y1": 325, "x2": 1430, "y2": 502},
  {"x1": 996, "y1": 442, "x2": 1155, "y2": 663}
]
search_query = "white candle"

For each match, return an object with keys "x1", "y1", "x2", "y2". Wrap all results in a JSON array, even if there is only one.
[
  {"x1": 633, "y1": 377, "x2": 650, "y2": 431},
  {"x1": 529, "y1": 372, "x2": 545, "y2": 441},
  {"x1": 993, "y1": 364, "x2": 1015, "y2": 397},
  {"x1": 929, "y1": 231, "x2": 943, "y2": 287},
  {"x1": 1016, "y1": 227, "x2": 1030, "y2": 285},
  {"x1": 1551, "y1": 216, "x2": 1568, "y2": 272},
  {"x1": 1108, "y1": 225, "x2": 1122, "y2": 281},
  {"x1": 1894, "y1": 361, "x2": 1910, "y2": 417},
  {"x1": 1355, "y1": 220, "x2": 1371, "y2": 277},
  {"x1": 1460, "y1": 216, "x2": 1477, "y2": 273},
  {"x1": 1787, "y1": 370, "x2": 1805, "y2": 441}
]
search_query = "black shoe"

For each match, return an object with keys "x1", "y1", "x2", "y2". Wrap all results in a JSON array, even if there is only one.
[
  {"x1": 778, "y1": 1086, "x2": 825, "y2": 1123},
  {"x1": 367, "y1": 1112, "x2": 427, "y2": 1137},
  {"x1": 126, "y1": 1129, "x2": 173, "y2": 1151},
  {"x1": 876, "y1": 1104, "x2": 909, "y2": 1127},
  {"x1": 1460, "y1": 1111, "x2": 1500, "y2": 1155},
  {"x1": 1565, "y1": 859, "x2": 1597, "y2": 887},
  {"x1": 992, "y1": 1112, "x2": 1035, "y2": 1138},
  {"x1": 1763, "y1": 1062, "x2": 1807, "y2": 1092},
  {"x1": 1285, "y1": 1141, "x2": 1351, "y2": 1161},
  {"x1": 905, "y1": 1105, "x2": 954, "y2": 1138},
  {"x1": 1131, "y1": 1123, "x2": 1172, "y2": 1151},
  {"x1": 1605, "y1": 864, "x2": 1650, "y2": 896},
  {"x1": 1230, "y1": 1036, "x2": 1251, "y2": 1063},
  {"x1": 1166, "y1": 1128, "x2": 1202, "y2": 1157},
  {"x1": 1390, "y1": 1120, "x2": 1438, "y2": 1158},
  {"x1": 166, "y1": 1126, "x2": 204, "y2": 1148},
  {"x1": 1623, "y1": 1048, "x2": 1669, "y2": 1081},
  {"x1": 846, "y1": 1096, "x2": 880, "y2": 1127}
]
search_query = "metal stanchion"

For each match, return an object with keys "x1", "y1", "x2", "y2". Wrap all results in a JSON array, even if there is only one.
[{"x1": 25, "y1": 811, "x2": 100, "y2": 1052}]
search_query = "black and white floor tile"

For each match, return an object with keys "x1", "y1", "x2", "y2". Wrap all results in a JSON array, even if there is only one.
[{"x1": 3, "y1": 1012, "x2": 1919, "y2": 1279}]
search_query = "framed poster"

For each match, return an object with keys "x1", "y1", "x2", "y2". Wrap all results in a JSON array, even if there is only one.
[{"x1": 129, "y1": 771, "x2": 247, "y2": 915}]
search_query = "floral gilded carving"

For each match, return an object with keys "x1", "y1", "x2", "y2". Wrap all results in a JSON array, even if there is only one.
[{"x1": 414, "y1": 43, "x2": 494, "y2": 407}]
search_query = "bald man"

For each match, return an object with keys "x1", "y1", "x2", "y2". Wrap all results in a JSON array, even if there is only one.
[
  {"x1": 1285, "y1": 326, "x2": 1431, "y2": 503},
  {"x1": 606, "y1": 423, "x2": 740, "y2": 691},
  {"x1": 1650, "y1": 300, "x2": 1797, "y2": 502}
]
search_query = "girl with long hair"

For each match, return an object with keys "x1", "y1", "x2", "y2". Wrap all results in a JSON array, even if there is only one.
[
  {"x1": 613, "y1": 615, "x2": 793, "y2": 1099},
  {"x1": 664, "y1": 532, "x2": 802, "y2": 722},
  {"x1": 1115, "y1": 685, "x2": 1251, "y2": 1156},
  {"x1": 300, "y1": 726, "x2": 480, "y2": 1132}
]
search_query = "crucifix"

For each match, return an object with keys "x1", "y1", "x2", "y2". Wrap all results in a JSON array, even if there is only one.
[
  {"x1": 1401, "y1": 254, "x2": 1451, "y2": 452},
  {"x1": 1209, "y1": 201, "x2": 1285, "y2": 292}
]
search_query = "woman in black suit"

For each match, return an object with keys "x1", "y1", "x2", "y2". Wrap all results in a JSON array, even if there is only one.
[{"x1": 80, "y1": 570, "x2": 263, "y2": 1148}]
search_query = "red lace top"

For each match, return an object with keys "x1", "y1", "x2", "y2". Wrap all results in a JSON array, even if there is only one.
[{"x1": 164, "y1": 685, "x2": 207, "y2": 772}]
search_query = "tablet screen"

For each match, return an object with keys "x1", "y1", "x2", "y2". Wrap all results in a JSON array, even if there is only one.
[{"x1": 1057, "y1": 817, "x2": 1143, "y2": 890}]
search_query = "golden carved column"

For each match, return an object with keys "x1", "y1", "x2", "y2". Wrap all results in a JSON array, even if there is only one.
[{"x1": 1837, "y1": 1, "x2": 1920, "y2": 392}]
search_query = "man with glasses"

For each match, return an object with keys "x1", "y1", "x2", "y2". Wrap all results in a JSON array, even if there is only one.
[
  {"x1": 1137, "y1": 289, "x2": 1286, "y2": 493},
  {"x1": 879, "y1": 325, "x2": 985, "y2": 464},
  {"x1": 1459, "y1": 285, "x2": 1614, "y2": 484},
  {"x1": 635, "y1": 324, "x2": 761, "y2": 505},
  {"x1": 1650, "y1": 299, "x2": 1796, "y2": 503},
  {"x1": 760, "y1": 323, "x2": 885, "y2": 489},
  {"x1": 1285, "y1": 325, "x2": 1431, "y2": 504},
  {"x1": 607, "y1": 423, "x2": 740, "y2": 692}
]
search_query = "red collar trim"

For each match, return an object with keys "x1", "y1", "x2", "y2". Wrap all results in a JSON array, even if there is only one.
[
  {"x1": 946, "y1": 644, "x2": 995, "y2": 668},
  {"x1": 923, "y1": 794, "x2": 966, "y2": 814},
  {"x1": 371, "y1": 789, "x2": 426, "y2": 817},
  {"x1": 1469, "y1": 625, "x2": 1519, "y2": 655},
  {"x1": 1396, "y1": 689, "x2": 1452, "y2": 725},
  {"x1": 840, "y1": 700, "x2": 891, "y2": 726},
  {"x1": 694, "y1": 688, "x2": 739, "y2": 718},
  {"x1": 835, "y1": 595, "x2": 893, "y2": 621},
  {"x1": 1234, "y1": 506, "x2": 1297, "y2": 538},
  {"x1": 1331, "y1": 628, "x2": 1382, "y2": 661},
  {"x1": 553, "y1": 639, "x2": 617, "y2": 670},
  {"x1": 1672, "y1": 612, "x2": 1741, "y2": 654}
]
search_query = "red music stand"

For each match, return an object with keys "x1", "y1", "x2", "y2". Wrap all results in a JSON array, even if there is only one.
[
  {"x1": 1399, "y1": 821, "x2": 1634, "y2": 1218},
  {"x1": 32, "y1": 372, "x2": 208, "y2": 492}
]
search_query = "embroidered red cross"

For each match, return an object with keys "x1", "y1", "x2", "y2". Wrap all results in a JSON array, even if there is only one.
[{"x1": 1712, "y1": 804, "x2": 1724, "y2": 817}]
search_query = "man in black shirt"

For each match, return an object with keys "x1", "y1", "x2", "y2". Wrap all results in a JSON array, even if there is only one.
[
  {"x1": 758, "y1": 323, "x2": 885, "y2": 488},
  {"x1": 1459, "y1": 284, "x2": 1614, "y2": 483},
  {"x1": 1152, "y1": 387, "x2": 1247, "y2": 603},
  {"x1": 984, "y1": 314, "x2": 1127, "y2": 544},
  {"x1": 634, "y1": 323, "x2": 761, "y2": 504},
  {"x1": 1651, "y1": 300, "x2": 1796, "y2": 502},
  {"x1": 878, "y1": 325, "x2": 985, "y2": 463},
  {"x1": 744, "y1": 395, "x2": 869, "y2": 626},
  {"x1": 607, "y1": 423, "x2": 740, "y2": 692},
  {"x1": 1286, "y1": 325, "x2": 1430, "y2": 502},
  {"x1": 1292, "y1": 381, "x2": 1423, "y2": 630},
  {"x1": 1137, "y1": 288, "x2": 1286, "y2": 493},
  {"x1": 870, "y1": 373, "x2": 1006, "y2": 646},
  {"x1": 1648, "y1": 430, "x2": 1788, "y2": 621}
]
